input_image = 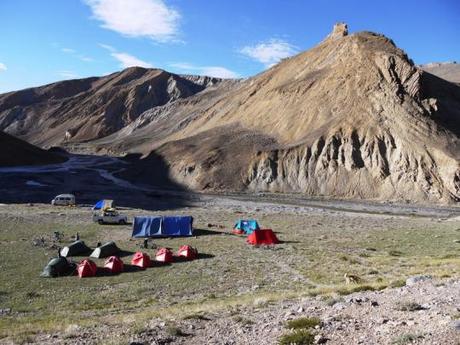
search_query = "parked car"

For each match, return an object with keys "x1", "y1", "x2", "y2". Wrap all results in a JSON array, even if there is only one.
[
  {"x1": 93, "y1": 209, "x2": 128, "y2": 225},
  {"x1": 51, "y1": 194, "x2": 76, "y2": 206}
]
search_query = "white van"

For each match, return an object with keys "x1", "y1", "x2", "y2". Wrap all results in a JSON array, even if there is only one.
[{"x1": 51, "y1": 194, "x2": 76, "y2": 206}]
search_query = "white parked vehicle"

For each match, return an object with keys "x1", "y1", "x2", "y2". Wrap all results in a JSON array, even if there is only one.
[
  {"x1": 92, "y1": 209, "x2": 128, "y2": 225},
  {"x1": 51, "y1": 194, "x2": 76, "y2": 206}
]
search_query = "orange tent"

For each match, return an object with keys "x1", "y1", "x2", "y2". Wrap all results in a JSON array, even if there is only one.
[{"x1": 246, "y1": 229, "x2": 279, "y2": 245}]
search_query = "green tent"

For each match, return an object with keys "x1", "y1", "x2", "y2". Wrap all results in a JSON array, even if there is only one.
[
  {"x1": 60, "y1": 240, "x2": 91, "y2": 257},
  {"x1": 40, "y1": 257, "x2": 74, "y2": 278},
  {"x1": 90, "y1": 241, "x2": 120, "y2": 258}
]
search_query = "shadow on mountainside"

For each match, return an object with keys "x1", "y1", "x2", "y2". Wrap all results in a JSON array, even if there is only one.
[{"x1": 0, "y1": 152, "x2": 194, "y2": 211}]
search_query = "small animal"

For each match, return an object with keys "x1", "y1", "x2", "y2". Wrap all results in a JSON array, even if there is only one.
[{"x1": 344, "y1": 273, "x2": 362, "y2": 284}]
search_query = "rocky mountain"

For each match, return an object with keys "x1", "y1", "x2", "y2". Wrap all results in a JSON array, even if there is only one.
[
  {"x1": 0, "y1": 131, "x2": 66, "y2": 166},
  {"x1": 1, "y1": 24, "x2": 459, "y2": 203},
  {"x1": 0, "y1": 68, "x2": 222, "y2": 147},
  {"x1": 420, "y1": 62, "x2": 460, "y2": 84},
  {"x1": 109, "y1": 24, "x2": 460, "y2": 203}
]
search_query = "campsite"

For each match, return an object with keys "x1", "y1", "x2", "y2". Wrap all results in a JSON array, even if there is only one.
[{"x1": 0, "y1": 195, "x2": 459, "y2": 344}]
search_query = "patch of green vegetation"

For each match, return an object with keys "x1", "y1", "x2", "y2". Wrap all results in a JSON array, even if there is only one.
[
  {"x1": 392, "y1": 333, "x2": 423, "y2": 344},
  {"x1": 233, "y1": 315, "x2": 254, "y2": 325},
  {"x1": 278, "y1": 329, "x2": 314, "y2": 345},
  {"x1": 165, "y1": 324, "x2": 187, "y2": 337},
  {"x1": 396, "y1": 302, "x2": 424, "y2": 312},
  {"x1": 324, "y1": 297, "x2": 343, "y2": 306},
  {"x1": 285, "y1": 317, "x2": 320, "y2": 330},
  {"x1": 182, "y1": 313, "x2": 211, "y2": 321},
  {"x1": 389, "y1": 279, "x2": 406, "y2": 288}
]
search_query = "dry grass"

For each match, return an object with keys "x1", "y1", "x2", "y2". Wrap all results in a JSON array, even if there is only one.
[{"x1": 0, "y1": 203, "x2": 459, "y2": 341}]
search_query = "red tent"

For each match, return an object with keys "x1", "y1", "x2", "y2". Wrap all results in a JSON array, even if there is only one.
[
  {"x1": 131, "y1": 252, "x2": 151, "y2": 269},
  {"x1": 246, "y1": 229, "x2": 279, "y2": 245},
  {"x1": 77, "y1": 259, "x2": 97, "y2": 278},
  {"x1": 177, "y1": 245, "x2": 198, "y2": 260},
  {"x1": 104, "y1": 256, "x2": 124, "y2": 274},
  {"x1": 155, "y1": 248, "x2": 173, "y2": 263}
]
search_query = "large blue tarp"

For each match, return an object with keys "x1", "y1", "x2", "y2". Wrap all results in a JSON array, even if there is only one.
[
  {"x1": 234, "y1": 219, "x2": 260, "y2": 235},
  {"x1": 162, "y1": 216, "x2": 193, "y2": 236},
  {"x1": 131, "y1": 216, "x2": 193, "y2": 238},
  {"x1": 132, "y1": 216, "x2": 162, "y2": 238}
]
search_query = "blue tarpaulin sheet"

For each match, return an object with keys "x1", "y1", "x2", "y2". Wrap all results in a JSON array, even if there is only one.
[
  {"x1": 131, "y1": 216, "x2": 193, "y2": 238},
  {"x1": 132, "y1": 216, "x2": 162, "y2": 238}
]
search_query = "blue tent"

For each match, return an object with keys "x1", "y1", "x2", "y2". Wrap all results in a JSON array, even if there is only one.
[
  {"x1": 132, "y1": 216, "x2": 162, "y2": 238},
  {"x1": 131, "y1": 216, "x2": 193, "y2": 238},
  {"x1": 234, "y1": 219, "x2": 260, "y2": 235}
]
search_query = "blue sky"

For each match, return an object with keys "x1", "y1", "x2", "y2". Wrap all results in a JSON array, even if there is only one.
[{"x1": 0, "y1": 0, "x2": 459, "y2": 93}]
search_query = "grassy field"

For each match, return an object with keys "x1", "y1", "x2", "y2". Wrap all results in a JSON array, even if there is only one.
[{"x1": 0, "y1": 203, "x2": 459, "y2": 343}]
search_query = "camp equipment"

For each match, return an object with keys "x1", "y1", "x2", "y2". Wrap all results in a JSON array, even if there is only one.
[
  {"x1": 90, "y1": 241, "x2": 120, "y2": 258},
  {"x1": 132, "y1": 216, "x2": 193, "y2": 238},
  {"x1": 155, "y1": 248, "x2": 173, "y2": 263},
  {"x1": 40, "y1": 257, "x2": 74, "y2": 278},
  {"x1": 60, "y1": 240, "x2": 91, "y2": 257},
  {"x1": 92, "y1": 199, "x2": 114, "y2": 211},
  {"x1": 177, "y1": 245, "x2": 198, "y2": 260},
  {"x1": 246, "y1": 229, "x2": 279, "y2": 245},
  {"x1": 104, "y1": 256, "x2": 124, "y2": 274},
  {"x1": 233, "y1": 219, "x2": 260, "y2": 235},
  {"x1": 131, "y1": 252, "x2": 151, "y2": 269},
  {"x1": 77, "y1": 259, "x2": 97, "y2": 278}
]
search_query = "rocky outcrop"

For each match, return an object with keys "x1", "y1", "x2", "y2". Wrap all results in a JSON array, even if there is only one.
[{"x1": 246, "y1": 130, "x2": 459, "y2": 202}]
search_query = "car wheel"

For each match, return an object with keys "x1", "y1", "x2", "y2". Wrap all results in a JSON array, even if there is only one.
[
  {"x1": 119, "y1": 219, "x2": 126, "y2": 225},
  {"x1": 98, "y1": 220, "x2": 104, "y2": 225}
]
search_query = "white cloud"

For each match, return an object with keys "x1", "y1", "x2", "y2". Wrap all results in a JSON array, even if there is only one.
[
  {"x1": 99, "y1": 43, "x2": 116, "y2": 52},
  {"x1": 78, "y1": 55, "x2": 94, "y2": 62},
  {"x1": 240, "y1": 39, "x2": 298, "y2": 67},
  {"x1": 169, "y1": 63, "x2": 239, "y2": 79},
  {"x1": 84, "y1": 0, "x2": 180, "y2": 42},
  {"x1": 58, "y1": 70, "x2": 79, "y2": 79},
  {"x1": 0, "y1": 62, "x2": 6, "y2": 71},
  {"x1": 112, "y1": 52, "x2": 153, "y2": 68},
  {"x1": 61, "y1": 48, "x2": 76, "y2": 54}
]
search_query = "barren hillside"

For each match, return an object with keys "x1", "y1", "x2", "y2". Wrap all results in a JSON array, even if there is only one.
[
  {"x1": 0, "y1": 68, "x2": 222, "y2": 147},
  {"x1": 421, "y1": 62, "x2": 460, "y2": 84},
  {"x1": 112, "y1": 24, "x2": 460, "y2": 203},
  {"x1": 0, "y1": 131, "x2": 66, "y2": 166}
]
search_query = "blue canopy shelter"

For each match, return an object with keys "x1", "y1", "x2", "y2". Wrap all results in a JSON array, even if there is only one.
[
  {"x1": 132, "y1": 216, "x2": 162, "y2": 238},
  {"x1": 233, "y1": 219, "x2": 260, "y2": 235},
  {"x1": 132, "y1": 216, "x2": 193, "y2": 238},
  {"x1": 162, "y1": 216, "x2": 193, "y2": 236},
  {"x1": 92, "y1": 199, "x2": 114, "y2": 211}
]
